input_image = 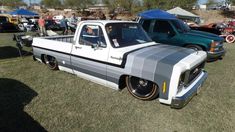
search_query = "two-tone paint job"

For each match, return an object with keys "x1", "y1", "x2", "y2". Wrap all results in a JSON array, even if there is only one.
[{"x1": 32, "y1": 20, "x2": 208, "y2": 107}]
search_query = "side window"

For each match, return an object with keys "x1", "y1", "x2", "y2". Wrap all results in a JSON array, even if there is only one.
[
  {"x1": 79, "y1": 25, "x2": 106, "y2": 47},
  {"x1": 142, "y1": 20, "x2": 151, "y2": 32},
  {"x1": 153, "y1": 20, "x2": 174, "y2": 34}
]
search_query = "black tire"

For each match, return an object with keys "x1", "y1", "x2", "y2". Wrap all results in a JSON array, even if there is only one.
[
  {"x1": 126, "y1": 76, "x2": 159, "y2": 100},
  {"x1": 44, "y1": 55, "x2": 58, "y2": 70},
  {"x1": 185, "y1": 45, "x2": 203, "y2": 51}
]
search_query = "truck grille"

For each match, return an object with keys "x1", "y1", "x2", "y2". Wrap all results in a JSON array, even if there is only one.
[{"x1": 178, "y1": 61, "x2": 205, "y2": 92}]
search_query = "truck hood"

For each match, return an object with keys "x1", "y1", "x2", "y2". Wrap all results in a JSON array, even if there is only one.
[
  {"x1": 184, "y1": 30, "x2": 224, "y2": 42},
  {"x1": 124, "y1": 44, "x2": 206, "y2": 70},
  {"x1": 115, "y1": 44, "x2": 207, "y2": 88}
]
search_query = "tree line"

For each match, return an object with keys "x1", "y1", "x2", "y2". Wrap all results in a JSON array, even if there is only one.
[{"x1": 1, "y1": 0, "x2": 235, "y2": 13}]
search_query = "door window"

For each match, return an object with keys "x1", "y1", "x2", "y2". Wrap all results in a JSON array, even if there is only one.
[
  {"x1": 153, "y1": 20, "x2": 174, "y2": 34},
  {"x1": 79, "y1": 25, "x2": 106, "y2": 47},
  {"x1": 142, "y1": 20, "x2": 151, "y2": 32}
]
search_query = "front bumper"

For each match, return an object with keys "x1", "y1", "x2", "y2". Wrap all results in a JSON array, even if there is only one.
[
  {"x1": 207, "y1": 49, "x2": 226, "y2": 60},
  {"x1": 171, "y1": 71, "x2": 208, "y2": 109}
]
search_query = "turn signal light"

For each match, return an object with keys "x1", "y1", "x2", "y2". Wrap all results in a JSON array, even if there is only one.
[{"x1": 162, "y1": 81, "x2": 167, "y2": 93}]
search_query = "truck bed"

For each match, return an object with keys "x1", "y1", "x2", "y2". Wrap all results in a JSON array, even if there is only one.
[
  {"x1": 32, "y1": 35, "x2": 74, "y2": 55},
  {"x1": 45, "y1": 35, "x2": 74, "y2": 43}
]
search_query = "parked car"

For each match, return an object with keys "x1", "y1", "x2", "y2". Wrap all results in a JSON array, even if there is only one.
[
  {"x1": 45, "y1": 19, "x2": 62, "y2": 31},
  {"x1": 138, "y1": 11, "x2": 225, "y2": 61},
  {"x1": 190, "y1": 23, "x2": 235, "y2": 43},
  {"x1": 0, "y1": 16, "x2": 18, "y2": 32},
  {"x1": 32, "y1": 20, "x2": 208, "y2": 108}
]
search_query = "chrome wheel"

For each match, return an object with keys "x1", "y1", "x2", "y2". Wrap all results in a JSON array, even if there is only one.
[
  {"x1": 126, "y1": 76, "x2": 158, "y2": 100},
  {"x1": 44, "y1": 55, "x2": 58, "y2": 70}
]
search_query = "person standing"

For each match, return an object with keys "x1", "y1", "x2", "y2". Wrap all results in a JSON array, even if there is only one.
[
  {"x1": 69, "y1": 13, "x2": 78, "y2": 33},
  {"x1": 60, "y1": 16, "x2": 68, "y2": 35},
  {"x1": 38, "y1": 16, "x2": 46, "y2": 36}
]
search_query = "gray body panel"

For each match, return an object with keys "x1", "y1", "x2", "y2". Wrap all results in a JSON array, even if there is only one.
[{"x1": 33, "y1": 44, "x2": 195, "y2": 100}]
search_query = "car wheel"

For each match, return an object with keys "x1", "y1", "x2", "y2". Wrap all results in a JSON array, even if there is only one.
[
  {"x1": 126, "y1": 76, "x2": 159, "y2": 100},
  {"x1": 186, "y1": 45, "x2": 203, "y2": 51},
  {"x1": 44, "y1": 55, "x2": 58, "y2": 70},
  {"x1": 225, "y1": 35, "x2": 235, "y2": 43}
]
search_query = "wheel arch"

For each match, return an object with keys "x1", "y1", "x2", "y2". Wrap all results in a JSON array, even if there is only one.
[{"x1": 183, "y1": 43, "x2": 207, "y2": 51}]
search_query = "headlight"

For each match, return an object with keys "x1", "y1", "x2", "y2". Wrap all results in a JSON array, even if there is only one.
[{"x1": 210, "y1": 41, "x2": 219, "y2": 52}]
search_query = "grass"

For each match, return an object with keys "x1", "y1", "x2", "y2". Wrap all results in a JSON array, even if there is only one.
[{"x1": 0, "y1": 33, "x2": 234, "y2": 132}]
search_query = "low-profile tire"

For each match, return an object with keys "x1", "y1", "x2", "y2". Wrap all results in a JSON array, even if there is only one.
[
  {"x1": 44, "y1": 55, "x2": 58, "y2": 70},
  {"x1": 126, "y1": 76, "x2": 159, "y2": 100},
  {"x1": 225, "y1": 35, "x2": 235, "y2": 43},
  {"x1": 185, "y1": 45, "x2": 203, "y2": 51}
]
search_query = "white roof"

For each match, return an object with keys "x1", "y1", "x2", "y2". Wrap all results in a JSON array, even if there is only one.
[
  {"x1": 167, "y1": 7, "x2": 199, "y2": 18},
  {"x1": 80, "y1": 20, "x2": 137, "y2": 25}
]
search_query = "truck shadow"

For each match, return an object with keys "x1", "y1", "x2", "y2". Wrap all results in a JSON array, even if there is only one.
[
  {"x1": 0, "y1": 78, "x2": 47, "y2": 132},
  {"x1": 0, "y1": 46, "x2": 32, "y2": 59}
]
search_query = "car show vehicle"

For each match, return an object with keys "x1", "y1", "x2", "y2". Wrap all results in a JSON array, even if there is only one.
[
  {"x1": 190, "y1": 22, "x2": 235, "y2": 43},
  {"x1": 138, "y1": 9, "x2": 226, "y2": 61},
  {"x1": 0, "y1": 15, "x2": 18, "y2": 32},
  {"x1": 32, "y1": 20, "x2": 208, "y2": 108}
]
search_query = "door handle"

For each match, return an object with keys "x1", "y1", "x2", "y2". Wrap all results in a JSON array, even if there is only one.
[{"x1": 75, "y1": 46, "x2": 82, "y2": 49}]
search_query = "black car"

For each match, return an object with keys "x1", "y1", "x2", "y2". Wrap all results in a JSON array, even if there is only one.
[
  {"x1": 0, "y1": 16, "x2": 18, "y2": 32},
  {"x1": 45, "y1": 19, "x2": 62, "y2": 31}
]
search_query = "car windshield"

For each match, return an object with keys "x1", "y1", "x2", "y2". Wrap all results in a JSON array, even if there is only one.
[
  {"x1": 171, "y1": 19, "x2": 191, "y2": 33},
  {"x1": 105, "y1": 23, "x2": 152, "y2": 48},
  {"x1": 0, "y1": 16, "x2": 8, "y2": 23}
]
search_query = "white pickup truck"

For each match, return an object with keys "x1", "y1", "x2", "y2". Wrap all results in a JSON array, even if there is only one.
[{"x1": 32, "y1": 20, "x2": 208, "y2": 108}]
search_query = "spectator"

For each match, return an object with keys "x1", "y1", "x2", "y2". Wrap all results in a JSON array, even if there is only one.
[
  {"x1": 60, "y1": 16, "x2": 68, "y2": 35},
  {"x1": 69, "y1": 13, "x2": 78, "y2": 32},
  {"x1": 38, "y1": 16, "x2": 47, "y2": 36}
]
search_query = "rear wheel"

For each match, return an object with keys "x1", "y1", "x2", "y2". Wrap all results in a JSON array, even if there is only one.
[
  {"x1": 185, "y1": 45, "x2": 203, "y2": 51},
  {"x1": 126, "y1": 76, "x2": 158, "y2": 100},
  {"x1": 44, "y1": 55, "x2": 58, "y2": 70}
]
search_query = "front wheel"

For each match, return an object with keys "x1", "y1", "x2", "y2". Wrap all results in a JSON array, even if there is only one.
[
  {"x1": 126, "y1": 76, "x2": 159, "y2": 100},
  {"x1": 185, "y1": 45, "x2": 203, "y2": 51},
  {"x1": 44, "y1": 55, "x2": 58, "y2": 70}
]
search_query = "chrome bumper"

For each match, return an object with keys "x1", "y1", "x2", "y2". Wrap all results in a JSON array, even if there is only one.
[
  {"x1": 207, "y1": 49, "x2": 226, "y2": 60},
  {"x1": 171, "y1": 71, "x2": 208, "y2": 109}
]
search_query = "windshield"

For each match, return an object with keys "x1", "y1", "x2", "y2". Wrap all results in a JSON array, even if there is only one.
[
  {"x1": 0, "y1": 16, "x2": 8, "y2": 23},
  {"x1": 171, "y1": 19, "x2": 191, "y2": 33},
  {"x1": 105, "y1": 23, "x2": 152, "y2": 48}
]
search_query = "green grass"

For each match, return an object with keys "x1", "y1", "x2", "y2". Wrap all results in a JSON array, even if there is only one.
[{"x1": 0, "y1": 33, "x2": 234, "y2": 132}]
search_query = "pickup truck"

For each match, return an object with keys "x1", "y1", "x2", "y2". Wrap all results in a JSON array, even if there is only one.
[
  {"x1": 32, "y1": 20, "x2": 208, "y2": 108},
  {"x1": 137, "y1": 9, "x2": 226, "y2": 61}
]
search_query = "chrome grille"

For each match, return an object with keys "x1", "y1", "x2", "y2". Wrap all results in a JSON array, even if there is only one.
[{"x1": 178, "y1": 61, "x2": 205, "y2": 90}]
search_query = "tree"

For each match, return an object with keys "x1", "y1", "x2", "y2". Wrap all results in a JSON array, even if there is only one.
[
  {"x1": 41, "y1": 0, "x2": 61, "y2": 8},
  {"x1": 143, "y1": 0, "x2": 197, "y2": 10},
  {"x1": 64, "y1": 0, "x2": 95, "y2": 9},
  {"x1": 224, "y1": 0, "x2": 235, "y2": 5},
  {"x1": 206, "y1": 0, "x2": 217, "y2": 6},
  {"x1": 0, "y1": 0, "x2": 26, "y2": 7}
]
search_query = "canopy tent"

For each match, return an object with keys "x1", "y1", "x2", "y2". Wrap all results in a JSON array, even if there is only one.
[
  {"x1": 8, "y1": 9, "x2": 39, "y2": 16},
  {"x1": 167, "y1": 7, "x2": 200, "y2": 23},
  {"x1": 138, "y1": 9, "x2": 176, "y2": 19}
]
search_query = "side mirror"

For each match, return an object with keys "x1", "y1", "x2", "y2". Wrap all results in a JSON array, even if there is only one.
[
  {"x1": 167, "y1": 31, "x2": 175, "y2": 37},
  {"x1": 91, "y1": 43, "x2": 98, "y2": 49}
]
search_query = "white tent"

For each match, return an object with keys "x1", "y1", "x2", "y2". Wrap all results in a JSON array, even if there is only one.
[{"x1": 167, "y1": 7, "x2": 200, "y2": 23}]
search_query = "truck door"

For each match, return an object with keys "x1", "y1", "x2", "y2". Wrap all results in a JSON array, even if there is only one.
[
  {"x1": 150, "y1": 20, "x2": 177, "y2": 45},
  {"x1": 71, "y1": 24, "x2": 110, "y2": 84}
]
